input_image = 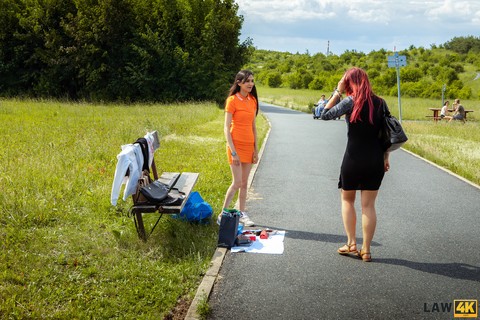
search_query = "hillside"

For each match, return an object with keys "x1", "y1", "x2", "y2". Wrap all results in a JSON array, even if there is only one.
[{"x1": 244, "y1": 36, "x2": 480, "y2": 100}]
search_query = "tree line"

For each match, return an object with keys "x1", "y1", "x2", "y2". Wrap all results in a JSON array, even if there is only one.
[
  {"x1": 2, "y1": 1, "x2": 479, "y2": 104},
  {"x1": 246, "y1": 36, "x2": 480, "y2": 100},
  {"x1": 0, "y1": 0, "x2": 250, "y2": 104}
]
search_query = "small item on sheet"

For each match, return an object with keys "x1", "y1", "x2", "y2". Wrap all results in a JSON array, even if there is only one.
[
  {"x1": 235, "y1": 235, "x2": 253, "y2": 246},
  {"x1": 241, "y1": 231, "x2": 257, "y2": 241},
  {"x1": 260, "y1": 230, "x2": 269, "y2": 239}
]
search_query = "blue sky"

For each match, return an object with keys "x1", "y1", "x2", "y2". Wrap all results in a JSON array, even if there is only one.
[{"x1": 236, "y1": 0, "x2": 480, "y2": 55}]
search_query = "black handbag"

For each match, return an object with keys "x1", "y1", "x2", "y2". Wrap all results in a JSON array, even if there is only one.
[
  {"x1": 217, "y1": 210, "x2": 240, "y2": 248},
  {"x1": 380, "y1": 101, "x2": 408, "y2": 152},
  {"x1": 139, "y1": 180, "x2": 169, "y2": 204}
]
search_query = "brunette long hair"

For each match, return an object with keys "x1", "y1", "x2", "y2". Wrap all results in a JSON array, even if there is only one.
[
  {"x1": 228, "y1": 70, "x2": 259, "y2": 115},
  {"x1": 343, "y1": 67, "x2": 376, "y2": 124}
]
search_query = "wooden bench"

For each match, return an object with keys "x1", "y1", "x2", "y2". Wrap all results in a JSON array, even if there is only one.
[{"x1": 125, "y1": 131, "x2": 199, "y2": 241}]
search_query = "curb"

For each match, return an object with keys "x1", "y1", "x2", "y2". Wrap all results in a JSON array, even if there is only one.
[{"x1": 185, "y1": 112, "x2": 272, "y2": 319}]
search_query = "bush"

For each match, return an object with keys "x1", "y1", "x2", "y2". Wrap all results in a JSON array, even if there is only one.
[{"x1": 265, "y1": 72, "x2": 282, "y2": 88}]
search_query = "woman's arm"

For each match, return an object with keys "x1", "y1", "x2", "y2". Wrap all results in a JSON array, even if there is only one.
[
  {"x1": 384, "y1": 152, "x2": 390, "y2": 172},
  {"x1": 224, "y1": 112, "x2": 240, "y2": 165},
  {"x1": 321, "y1": 96, "x2": 353, "y2": 120},
  {"x1": 321, "y1": 76, "x2": 350, "y2": 120},
  {"x1": 252, "y1": 117, "x2": 258, "y2": 164}
]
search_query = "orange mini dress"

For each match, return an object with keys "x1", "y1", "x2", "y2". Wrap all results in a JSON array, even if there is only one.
[{"x1": 225, "y1": 93, "x2": 257, "y2": 164}]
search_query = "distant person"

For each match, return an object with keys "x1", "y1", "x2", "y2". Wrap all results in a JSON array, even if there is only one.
[
  {"x1": 441, "y1": 100, "x2": 452, "y2": 120},
  {"x1": 321, "y1": 67, "x2": 391, "y2": 262},
  {"x1": 218, "y1": 70, "x2": 258, "y2": 227},
  {"x1": 313, "y1": 94, "x2": 327, "y2": 118},
  {"x1": 450, "y1": 99, "x2": 465, "y2": 122},
  {"x1": 317, "y1": 94, "x2": 327, "y2": 108}
]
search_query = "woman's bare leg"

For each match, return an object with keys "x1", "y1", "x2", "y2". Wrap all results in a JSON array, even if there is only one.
[
  {"x1": 222, "y1": 163, "x2": 243, "y2": 209},
  {"x1": 238, "y1": 163, "x2": 252, "y2": 211},
  {"x1": 360, "y1": 190, "x2": 378, "y2": 254},
  {"x1": 340, "y1": 190, "x2": 357, "y2": 250}
]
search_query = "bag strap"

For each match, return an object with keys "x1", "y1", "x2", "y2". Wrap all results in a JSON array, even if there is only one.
[{"x1": 381, "y1": 98, "x2": 391, "y2": 117}]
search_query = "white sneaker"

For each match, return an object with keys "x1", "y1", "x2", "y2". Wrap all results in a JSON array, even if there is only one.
[{"x1": 239, "y1": 211, "x2": 255, "y2": 227}]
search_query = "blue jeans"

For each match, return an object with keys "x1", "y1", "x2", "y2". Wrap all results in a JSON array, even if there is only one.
[{"x1": 315, "y1": 106, "x2": 324, "y2": 117}]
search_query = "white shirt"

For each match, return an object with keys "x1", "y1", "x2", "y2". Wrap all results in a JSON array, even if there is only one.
[
  {"x1": 110, "y1": 143, "x2": 144, "y2": 205},
  {"x1": 441, "y1": 105, "x2": 448, "y2": 116}
]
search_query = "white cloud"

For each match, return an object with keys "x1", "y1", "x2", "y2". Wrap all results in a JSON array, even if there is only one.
[
  {"x1": 475, "y1": 10, "x2": 480, "y2": 24},
  {"x1": 236, "y1": 0, "x2": 337, "y2": 22},
  {"x1": 426, "y1": 0, "x2": 480, "y2": 22},
  {"x1": 236, "y1": 0, "x2": 480, "y2": 53}
]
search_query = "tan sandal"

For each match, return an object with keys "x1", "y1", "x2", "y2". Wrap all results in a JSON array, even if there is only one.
[
  {"x1": 337, "y1": 243, "x2": 358, "y2": 255},
  {"x1": 358, "y1": 249, "x2": 372, "y2": 262}
]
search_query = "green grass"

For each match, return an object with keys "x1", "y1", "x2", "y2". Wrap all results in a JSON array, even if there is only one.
[
  {"x1": 402, "y1": 121, "x2": 480, "y2": 185},
  {"x1": 258, "y1": 85, "x2": 478, "y2": 121},
  {"x1": 257, "y1": 85, "x2": 480, "y2": 186},
  {"x1": 0, "y1": 98, "x2": 268, "y2": 318},
  {"x1": 259, "y1": 86, "x2": 320, "y2": 112}
]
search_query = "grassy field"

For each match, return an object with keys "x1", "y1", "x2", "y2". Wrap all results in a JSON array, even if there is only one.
[
  {"x1": 0, "y1": 98, "x2": 268, "y2": 318},
  {"x1": 258, "y1": 85, "x2": 480, "y2": 186},
  {"x1": 258, "y1": 85, "x2": 479, "y2": 120}
]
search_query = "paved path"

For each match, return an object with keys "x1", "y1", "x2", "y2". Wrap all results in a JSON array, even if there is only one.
[{"x1": 207, "y1": 103, "x2": 480, "y2": 320}]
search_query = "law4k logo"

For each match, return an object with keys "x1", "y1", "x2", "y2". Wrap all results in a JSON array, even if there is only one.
[{"x1": 454, "y1": 300, "x2": 478, "y2": 318}]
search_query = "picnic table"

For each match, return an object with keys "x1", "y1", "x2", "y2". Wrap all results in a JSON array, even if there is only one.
[{"x1": 427, "y1": 108, "x2": 474, "y2": 122}]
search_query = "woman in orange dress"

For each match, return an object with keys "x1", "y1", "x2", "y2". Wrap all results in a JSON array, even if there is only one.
[{"x1": 219, "y1": 70, "x2": 259, "y2": 227}]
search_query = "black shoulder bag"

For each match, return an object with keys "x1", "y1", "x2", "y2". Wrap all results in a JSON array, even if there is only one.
[
  {"x1": 380, "y1": 100, "x2": 408, "y2": 152},
  {"x1": 139, "y1": 180, "x2": 169, "y2": 204}
]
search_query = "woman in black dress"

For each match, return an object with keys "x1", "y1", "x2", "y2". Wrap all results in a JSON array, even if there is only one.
[{"x1": 321, "y1": 67, "x2": 390, "y2": 262}]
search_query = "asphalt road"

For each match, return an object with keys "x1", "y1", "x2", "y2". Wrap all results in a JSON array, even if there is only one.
[{"x1": 208, "y1": 102, "x2": 480, "y2": 320}]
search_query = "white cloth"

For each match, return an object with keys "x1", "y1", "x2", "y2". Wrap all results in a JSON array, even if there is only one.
[
  {"x1": 110, "y1": 143, "x2": 144, "y2": 205},
  {"x1": 144, "y1": 132, "x2": 156, "y2": 168},
  {"x1": 231, "y1": 231, "x2": 286, "y2": 254}
]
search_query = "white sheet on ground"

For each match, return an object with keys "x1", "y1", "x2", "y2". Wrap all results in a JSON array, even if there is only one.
[{"x1": 231, "y1": 230, "x2": 285, "y2": 254}]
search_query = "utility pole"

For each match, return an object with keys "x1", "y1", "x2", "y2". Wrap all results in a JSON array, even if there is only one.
[{"x1": 442, "y1": 84, "x2": 446, "y2": 106}]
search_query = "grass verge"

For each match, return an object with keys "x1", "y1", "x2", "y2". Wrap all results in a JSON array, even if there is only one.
[{"x1": 0, "y1": 98, "x2": 268, "y2": 318}]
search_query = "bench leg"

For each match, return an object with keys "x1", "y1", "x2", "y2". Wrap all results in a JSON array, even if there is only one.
[
  {"x1": 134, "y1": 212, "x2": 147, "y2": 241},
  {"x1": 133, "y1": 211, "x2": 165, "y2": 241}
]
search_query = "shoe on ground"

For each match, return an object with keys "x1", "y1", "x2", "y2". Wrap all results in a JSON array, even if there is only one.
[{"x1": 239, "y1": 211, "x2": 255, "y2": 227}]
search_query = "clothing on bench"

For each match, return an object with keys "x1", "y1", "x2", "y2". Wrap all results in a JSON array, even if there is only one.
[
  {"x1": 110, "y1": 132, "x2": 156, "y2": 205},
  {"x1": 110, "y1": 131, "x2": 200, "y2": 240},
  {"x1": 111, "y1": 143, "x2": 143, "y2": 205}
]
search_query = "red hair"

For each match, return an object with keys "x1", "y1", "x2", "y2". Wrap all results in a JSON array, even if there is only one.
[{"x1": 343, "y1": 68, "x2": 375, "y2": 124}]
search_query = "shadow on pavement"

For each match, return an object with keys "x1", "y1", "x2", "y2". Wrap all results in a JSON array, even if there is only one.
[
  {"x1": 257, "y1": 226, "x2": 382, "y2": 247},
  {"x1": 257, "y1": 226, "x2": 478, "y2": 281},
  {"x1": 375, "y1": 259, "x2": 480, "y2": 282}
]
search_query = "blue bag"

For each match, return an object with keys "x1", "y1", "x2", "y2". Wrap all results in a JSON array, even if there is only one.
[{"x1": 174, "y1": 192, "x2": 212, "y2": 223}]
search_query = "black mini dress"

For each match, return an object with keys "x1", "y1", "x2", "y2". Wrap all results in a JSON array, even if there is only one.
[{"x1": 321, "y1": 95, "x2": 386, "y2": 190}]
